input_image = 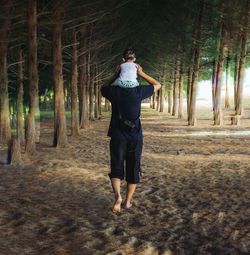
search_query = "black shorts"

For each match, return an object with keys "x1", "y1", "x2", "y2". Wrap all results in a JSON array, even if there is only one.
[{"x1": 109, "y1": 138, "x2": 143, "y2": 184}]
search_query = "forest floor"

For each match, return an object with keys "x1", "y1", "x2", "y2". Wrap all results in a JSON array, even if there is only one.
[{"x1": 0, "y1": 105, "x2": 250, "y2": 255}]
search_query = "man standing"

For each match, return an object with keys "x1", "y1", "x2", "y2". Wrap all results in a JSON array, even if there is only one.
[{"x1": 101, "y1": 64, "x2": 161, "y2": 213}]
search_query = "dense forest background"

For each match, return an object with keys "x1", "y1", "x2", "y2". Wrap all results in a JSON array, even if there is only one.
[{"x1": 1, "y1": 0, "x2": 250, "y2": 155}]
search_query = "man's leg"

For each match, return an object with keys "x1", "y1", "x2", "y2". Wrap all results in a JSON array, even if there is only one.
[
  {"x1": 124, "y1": 183, "x2": 136, "y2": 209},
  {"x1": 124, "y1": 139, "x2": 143, "y2": 209},
  {"x1": 109, "y1": 139, "x2": 127, "y2": 213},
  {"x1": 110, "y1": 178, "x2": 122, "y2": 213}
]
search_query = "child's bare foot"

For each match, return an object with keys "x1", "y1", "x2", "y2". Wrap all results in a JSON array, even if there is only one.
[{"x1": 112, "y1": 196, "x2": 122, "y2": 214}]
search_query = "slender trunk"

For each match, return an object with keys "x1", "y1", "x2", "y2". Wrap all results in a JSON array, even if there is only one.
[
  {"x1": 0, "y1": 0, "x2": 13, "y2": 143},
  {"x1": 214, "y1": 28, "x2": 227, "y2": 125},
  {"x1": 104, "y1": 98, "x2": 110, "y2": 111},
  {"x1": 25, "y1": 0, "x2": 40, "y2": 154},
  {"x1": 94, "y1": 65, "x2": 99, "y2": 119},
  {"x1": 156, "y1": 88, "x2": 160, "y2": 111},
  {"x1": 212, "y1": 59, "x2": 217, "y2": 112},
  {"x1": 224, "y1": 55, "x2": 230, "y2": 109},
  {"x1": 52, "y1": 2, "x2": 67, "y2": 147},
  {"x1": 150, "y1": 95, "x2": 153, "y2": 108},
  {"x1": 235, "y1": 1, "x2": 249, "y2": 118},
  {"x1": 44, "y1": 88, "x2": 48, "y2": 110},
  {"x1": 187, "y1": 67, "x2": 192, "y2": 121},
  {"x1": 188, "y1": 0, "x2": 205, "y2": 126},
  {"x1": 89, "y1": 80, "x2": 95, "y2": 120},
  {"x1": 97, "y1": 74, "x2": 102, "y2": 117},
  {"x1": 71, "y1": 31, "x2": 79, "y2": 136},
  {"x1": 152, "y1": 92, "x2": 156, "y2": 109},
  {"x1": 159, "y1": 75, "x2": 165, "y2": 112},
  {"x1": 17, "y1": 50, "x2": 25, "y2": 144},
  {"x1": 172, "y1": 60, "x2": 180, "y2": 116},
  {"x1": 88, "y1": 29, "x2": 95, "y2": 121},
  {"x1": 168, "y1": 74, "x2": 173, "y2": 114},
  {"x1": 234, "y1": 55, "x2": 240, "y2": 110},
  {"x1": 178, "y1": 63, "x2": 184, "y2": 119},
  {"x1": 79, "y1": 27, "x2": 89, "y2": 128}
]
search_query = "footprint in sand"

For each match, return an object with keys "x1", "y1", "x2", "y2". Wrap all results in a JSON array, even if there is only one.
[{"x1": 140, "y1": 187, "x2": 159, "y2": 195}]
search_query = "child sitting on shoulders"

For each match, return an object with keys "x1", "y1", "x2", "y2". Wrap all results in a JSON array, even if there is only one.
[{"x1": 111, "y1": 48, "x2": 140, "y2": 88}]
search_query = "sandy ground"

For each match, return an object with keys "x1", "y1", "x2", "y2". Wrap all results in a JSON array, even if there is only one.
[{"x1": 0, "y1": 106, "x2": 250, "y2": 255}]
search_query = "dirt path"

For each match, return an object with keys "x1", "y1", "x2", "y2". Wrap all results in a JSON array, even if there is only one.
[{"x1": 0, "y1": 107, "x2": 249, "y2": 255}]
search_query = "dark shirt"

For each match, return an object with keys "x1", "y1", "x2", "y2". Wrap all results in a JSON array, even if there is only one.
[{"x1": 101, "y1": 85, "x2": 154, "y2": 140}]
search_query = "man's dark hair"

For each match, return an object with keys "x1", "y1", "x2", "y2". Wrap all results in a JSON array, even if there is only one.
[{"x1": 123, "y1": 48, "x2": 135, "y2": 60}]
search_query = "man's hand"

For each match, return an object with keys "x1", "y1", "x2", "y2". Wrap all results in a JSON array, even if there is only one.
[{"x1": 137, "y1": 64, "x2": 143, "y2": 75}]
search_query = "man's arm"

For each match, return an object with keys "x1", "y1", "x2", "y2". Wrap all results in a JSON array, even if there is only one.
[{"x1": 137, "y1": 65, "x2": 161, "y2": 92}]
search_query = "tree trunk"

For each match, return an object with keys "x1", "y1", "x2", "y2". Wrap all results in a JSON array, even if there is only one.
[
  {"x1": 17, "y1": 49, "x2": 25, "y2": 144},
  {"x1": 25, "y1": 0, "x2": 40, "y2": 154},
  {"x1": 152, "y1": 92, "x2": 156, "y2": 109},
  {"x1": 97, "y1": 75, "x2": 102, "y2": 117},
  {"x1": 52, "y1": 2, "x2": 67, "y2": 147},
  {"x1": 212, "y1": 59, "x2": 217, "y2": 112},
  {"x1": 187, "y1": 67, "x2": 192, "y2": 121},
  {"x1": 188, "y1": 0, "x2": 204, "y2": 126},
  {"x1": 79, "y1": 27, "x2": 89, "y2": 128},
  {"x1": 159, "y1": 75, "x2": 165, "y2": 112},
  {"x1": 94, "y1": 64, "x2": 100, "y2": 119},
  {"x1": 0, "y1": 0, "x2": 13, "y2": 143},
  {"x1": 104, "y1": 98, "x2": 110, "y2": 111},
  {"x1": 178, "y1": 63, "x2": 184, "y2": 119},
  {"x1": 71, "y1": 31, "x2": 79, "y2": 136},
  {"x1": 224, "y1": 55, "x2": 230, "y2": 109},
  {"x1": 156, "y1": 89, "x2": 160, "y2": 111},
  {"x1": 150, "y1": 95, "x2": 153, "y2": 108},
  {"x1": 88, "y1": 47, "x2": 95, "y2": 121},
  {"x1": 235, "y1": 1, "x2": 250, "y2": 118},
  {"x1": 172, "y1": 60, "x2": 180, "y2": 116},
  {"x1": 234, "y1": 55, "x2": 240, "y2": 110},
  {"x1": 7, "y1": 136, "x2": 23, "y2": 166},
  {"x1": 214, "y1": 27, "x2": 227, "y2": 125},
  {"x1": 44, "y1": 88, "x2": 48, "y2": 110},
  {"x1": 168, "y1": 75, "x2": 173, "y2": 114}
]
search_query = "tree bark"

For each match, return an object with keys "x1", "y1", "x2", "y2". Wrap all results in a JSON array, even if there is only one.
[
  {"x1": 0, "y1": 0, "x2": 13, "y2": 143},
  {"x1": 224, "y1": 55, "x2": 230, "y2": 109},
  {"x1": 159, "y1": 74, "x2": 165, "y2": 112},
  {"x1": 212, "y1": 59, "x2": 217, "y2": 112},
  {"x1": 79, "y1": 27, "x2": 90, "y2": 128},
  {"x1": 151, "y1": 92, "x2": 156, "y2": 109},
  {"x1": 52, "y1": 2, "x2": 68, "y2": 147},
  {"x1": 17, "y1": 49, "x2": 25, "y2": 144},
  {"x1": 104, "y1": 98, "x2": 110, "y2": 111},
  {"x1": 7, "y1": 136, "x2": 23, "y2": 166},
  {"x1": 187, "y1": 67, "x2": 192, "y2": 121},
  {"x1": 172, "y1": 60, "x2": 180, "y2": 116},
  {"x1": 97, "y1": 77, "x2": 102, "y2": 117},
  {"x1": 178, "y1": 63, "x2": 184, "y2": 119},
  {"x1": 168, "y1": 74, "x2": 173, "y2": 114},
  {"x1": 71, "y1": 31, "x2": 79, "y2": 136},
  {"x1": 235, "y1": 0, "x2": 250, "y2": 118},
  {"x1": 94, "y1": 64, "x2": 100, "y2": 119},
  {"x1": 234, "y1": 55, "x2": 240, "y2": 110},
  {"x1": 188, "y1": 0, "x2": 205, "y2": 126},
  {"x1": 214, "y1": 27, "x2": 227, "y2": 125},
  {"x1": 25, "y1": 0, "x2": 39, "y2": 154},
  {"x1": 88, "y1": 29, "x2": 95, "y2": 121}
]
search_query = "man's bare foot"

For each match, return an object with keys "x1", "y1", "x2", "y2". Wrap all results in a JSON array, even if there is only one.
[
  {"x1": 124, "y1": 200, "x2": 132, "y2": 209},
  {"x1": 112, "y1": 196, "x2": 122, "y2": 213}
]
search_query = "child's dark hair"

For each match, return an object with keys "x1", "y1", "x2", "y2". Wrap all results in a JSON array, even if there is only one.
[{"x1": 123, "y1": 48, "x2": 135, "y2": 60}]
